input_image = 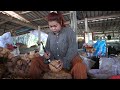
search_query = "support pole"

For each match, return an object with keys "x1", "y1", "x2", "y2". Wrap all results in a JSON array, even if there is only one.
[
  {"x1": 70, "y1": 11, "x2": 78, "y2": 42},
  {"x1": 38, "y1": 26, "x2": 41, "y2": 54},
  {"x1": 85, "y1": 18, "x2": 88, "y2": 32},
  {"x1": 70, "y1": 11, "x2": 77, "y2": 32},
  {"x1": 113, "y1": 30, "x2": 114, "y2": 37},
  {"x1": 85, "y1": 18, "x2": 89, "y2": 43},
  {"x1": 118, "y1": 27, "x2": 120, "y2": 42}
]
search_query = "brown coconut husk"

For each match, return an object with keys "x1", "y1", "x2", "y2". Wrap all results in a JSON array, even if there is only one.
[
  {"x1": 0, "y1": 64, "x2": 7, "y2": 78},
  {"x1": 71, "y1": 55, "x2": 87, "y2": 79},
  {"x1": 29, "y1": 55, "x2": 49, "y2": 79},
  {"x1": 43, "y1": 70, "x2": 72, "y2": 79}
]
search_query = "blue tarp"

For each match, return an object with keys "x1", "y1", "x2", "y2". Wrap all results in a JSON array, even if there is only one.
[{"x1": 93, "y1": 39, "x2": 106, "y2": 57}]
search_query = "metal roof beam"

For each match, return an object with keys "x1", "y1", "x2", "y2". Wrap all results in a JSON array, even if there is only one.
[
  {"x1": 40, "y1": 14, "x2": 120, "y2": 29},
  {"x1": 0, "y1": 20, "x2": 9, "y2": 25},
  {"x1": 0, "y1": 13, "x2": 38, "y2": 30},
  {"x1": 31, "y1": 12, "x2": 70, "y2": 22},
  {"x1": 78, "y1": 14, "x2": 120, "y2": 23},
  {"x1": 10, "y1": 26, "x2": 24, "y2": 31},
  {"x1": 19, "y1": 11, "x2": 32, "y2": 14}
]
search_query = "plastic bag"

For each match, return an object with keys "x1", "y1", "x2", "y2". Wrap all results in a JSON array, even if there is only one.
[{"x1": 80, "y1": 55, "x2": 95, "y2": 70}]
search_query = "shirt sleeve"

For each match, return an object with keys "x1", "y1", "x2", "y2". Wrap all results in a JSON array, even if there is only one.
[
  {"x1": 62, "y1": 29, "x2": 78, "y2": 70},
  {"x1": 45, "y1": 34, "x2": 54, "y2": 60}
]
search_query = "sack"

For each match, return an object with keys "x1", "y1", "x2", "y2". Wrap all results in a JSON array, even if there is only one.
[{"x1": 80, "y1": 55, "x2": 95, "y2": 70}]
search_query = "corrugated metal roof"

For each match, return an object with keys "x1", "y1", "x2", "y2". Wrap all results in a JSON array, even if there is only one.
[{"x1": 0, "y1": 11, "x2": 120, "y2": 36}]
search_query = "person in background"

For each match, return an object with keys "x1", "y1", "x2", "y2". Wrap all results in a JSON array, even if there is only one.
[
  {"x1": 82, "y1": 40, "x2": 87, "y2": 52},
  {"x1": 29, "y1": 11, "x2": 87, "y2": 79}
]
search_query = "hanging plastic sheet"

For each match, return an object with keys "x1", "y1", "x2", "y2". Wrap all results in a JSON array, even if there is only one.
[
  {"x1": 88, "y1": 57, "x2": 119, "y2": 79},
  {"x1": 0, "y1": 32, "x2": 13, "y2": 48},
  {"x1": 30, "y1": 30, "x2": 48, "y2": 42}
]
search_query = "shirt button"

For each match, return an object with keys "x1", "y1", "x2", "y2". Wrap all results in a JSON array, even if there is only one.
[
  {"x1": 57, "y1": 48, "x2": 58, "y2": 49},
  {"x1": 57, "y1": 55, "x2": 59, "y2": 56},
  {"x1": 57, "y1": 42, "x2": 58, "y2": 43}
]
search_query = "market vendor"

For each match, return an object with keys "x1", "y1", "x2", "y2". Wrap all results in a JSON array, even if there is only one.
[{"x1": 29, "y1": 11, "x2": 87, "y2": 79}]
